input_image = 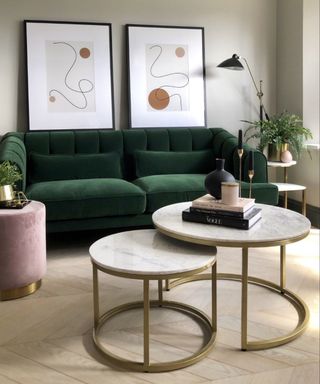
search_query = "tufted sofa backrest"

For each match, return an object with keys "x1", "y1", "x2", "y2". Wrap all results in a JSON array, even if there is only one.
[
  {"x1": 17, "y1": 128, "x2": 232, "y2": 181},
  {"x1": 1, "y1": 127, "x2": 268, "y2": 189}
]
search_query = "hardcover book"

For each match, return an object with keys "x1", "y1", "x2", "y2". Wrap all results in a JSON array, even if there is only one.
[
  {"x1": 192, "y1": 194, "x2": 255, "y2": 213},
  {"x1": 189, "y1": 205, "x2": 256, "y2": 219},
  {"x1": 182, "y1": 207, "x2": 262, "y2": 230}
]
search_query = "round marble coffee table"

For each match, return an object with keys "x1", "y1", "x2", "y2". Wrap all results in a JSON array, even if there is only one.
[
  {"x1": 89, "y1": 229, "x2": 217, "y2": 372},
  {"x1": 152, "y1": 202, "x2": 311, "y2": 351}
]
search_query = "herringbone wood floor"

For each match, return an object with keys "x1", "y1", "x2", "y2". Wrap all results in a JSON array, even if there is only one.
[{"x1": 0, "y1": 228, "x2": 319, "y2": 383}]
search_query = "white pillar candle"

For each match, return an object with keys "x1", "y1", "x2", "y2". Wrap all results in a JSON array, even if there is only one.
[{"x1": 221, "y1": 182, "x2": 239, "y2": 205}]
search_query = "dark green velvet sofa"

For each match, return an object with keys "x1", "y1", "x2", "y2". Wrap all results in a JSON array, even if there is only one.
[{"x1": 0, "y1": 128, "x2": 278, "y2": 233}]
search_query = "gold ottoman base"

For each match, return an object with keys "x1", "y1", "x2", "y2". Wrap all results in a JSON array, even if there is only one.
[{"x1": 0, "y1": 280, "x2": 41, "y2": 301}]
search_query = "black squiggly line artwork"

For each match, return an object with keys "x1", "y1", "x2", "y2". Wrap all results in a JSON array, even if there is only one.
[
  {"x1": 48, "y1": 42, "x2": 94, "y2": 110},
  {"x1": 148, "y1": 45, "x2": 189, "y2": 111}
]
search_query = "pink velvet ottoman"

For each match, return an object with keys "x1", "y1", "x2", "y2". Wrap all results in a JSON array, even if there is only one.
[{"x1": 0, "y1": 200, "x2": 46, "y2": 300}]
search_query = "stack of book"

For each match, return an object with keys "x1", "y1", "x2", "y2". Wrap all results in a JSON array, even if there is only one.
[{"x1": 182, "y1": 194, "x2": 262, "y2": 230}]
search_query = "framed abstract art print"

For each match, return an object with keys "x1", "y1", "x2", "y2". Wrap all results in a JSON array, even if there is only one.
[
  {"x1": 25, "y1": 20, "x2": 114, "y2": 130},
  {"x1": 126, "y1": 24, "x2": 206, "y2": 129}
]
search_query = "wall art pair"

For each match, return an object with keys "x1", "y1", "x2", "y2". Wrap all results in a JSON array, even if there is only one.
[{"x1": 25, "y1": 21, "x2": 206, "y2": 131}]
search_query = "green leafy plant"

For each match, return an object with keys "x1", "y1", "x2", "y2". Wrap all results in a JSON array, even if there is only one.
[
  {"x1": 0, "y1": 161, "x2": 22, "y2": 187},
  {"x1": 244, "y1": 112, "x2": 313, "y2": 158}
]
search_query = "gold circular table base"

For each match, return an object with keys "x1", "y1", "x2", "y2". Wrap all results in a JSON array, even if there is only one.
[
  {"x1": 93, "y1": 299, "x2": 217, "y2": 372},
  {"x1": 0, "y1": 280, "x2": 41, "y2": 301},
  {"x1": 166, "y1": 273, "x2": 309, "y2": 351}
]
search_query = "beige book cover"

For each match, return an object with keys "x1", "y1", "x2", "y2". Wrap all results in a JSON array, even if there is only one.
[{"x1": 192, "y1": 194, "x2": 255, "y2": 213}]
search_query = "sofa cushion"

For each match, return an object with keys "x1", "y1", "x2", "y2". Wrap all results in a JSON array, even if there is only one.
[
  {"x1": 26, "y1": 179, "x2": 146, "y2": 221},
  {"x1": 29, "y1": 152, "x2": 122, "y2": 183},
  {"x1": 134, "y1": 150, "x2": 214, "y2": 178},
  {"x1": 133, "y1": 174, "x2": 206, "y2": 213}
]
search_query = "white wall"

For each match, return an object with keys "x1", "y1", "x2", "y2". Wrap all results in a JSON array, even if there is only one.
[
  {"x1": 0, "y1": 0, "x2": 277, "y2": 136},
  {"x1": 303, "y1": 0, "x2": 319, "y2": 144},
  {"x1": 276, "y1": 0, "x2": 303, "y2": 116},
  {"x1": 276, "y1": 0, "x2": 319, "y2": 208}
]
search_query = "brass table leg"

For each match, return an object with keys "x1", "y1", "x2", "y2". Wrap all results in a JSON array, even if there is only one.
[
  {"x1": 143, "y1": 279, "x2": 150, "y2": 371},
  {"x1": 241, "y1": 247, "x2": 249, "y2": 351},
  {"x1": 212, "y1": 263, "x2": 217, "y2": 333},
  {"x1": 302, "y1": 190, "x2": 307, "y2": 216},
  {"x1": 284, "y1": 191, "x2": 288, "y2": 209},
  {"x1": 93, "y1": 264, "x2": 99, "y2": 329},
  {"x1": 280, "y1": 245, "x2": 286, "y2": 293},
  {"x1": 158, "y1": 279, "x2": 163, "y2": 305},
  {"x1": 284, "y1": 167, "x2": 288, "y2": 208}
]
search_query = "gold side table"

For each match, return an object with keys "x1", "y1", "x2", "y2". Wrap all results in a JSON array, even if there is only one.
[{"x1": 89, "y1": 229, "x2": 217, "y2": 372}]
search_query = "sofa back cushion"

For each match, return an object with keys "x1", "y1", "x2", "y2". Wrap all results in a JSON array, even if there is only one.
[
  {"x1": 134, "y1": 149, "x2": 214, "y2": 177},
  {"x1": 29, "y1": 152, "x2": 122, "y2": 183}
]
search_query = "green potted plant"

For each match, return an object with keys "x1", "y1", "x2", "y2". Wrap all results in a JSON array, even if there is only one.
[
  {"x1": 244, "y1": 111, "x2": 313, "y2": 161},
  {"x1": 0, "y1": 161, "x2": 22, "y2": 205}
]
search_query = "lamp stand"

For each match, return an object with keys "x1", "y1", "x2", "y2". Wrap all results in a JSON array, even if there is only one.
[
  {"x1": 237, "y1": 149, "x2": 244, "y2": 198},
  {"x1": 242, "y1": 58, "x2": 269, "y2": 121}
]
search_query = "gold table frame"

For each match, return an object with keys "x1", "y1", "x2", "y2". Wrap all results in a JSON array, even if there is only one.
[
  {"x1": 156, "y1": 227, "x2": 310, "y2": 351},
  {"x1": 92, "y1": 259, "x2": 217, "y2": 372}
]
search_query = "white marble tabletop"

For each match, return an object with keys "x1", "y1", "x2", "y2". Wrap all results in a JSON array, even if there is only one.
[
  {"x1": 267, "y1": 160, "x2": 297, "y2": 168},
  {"x1": 271, "y1": 182, "x2": 306, "y2": 191},
  {"x1": 90, "y1": 229, "x2": 216, "y2": 277},
  {"x1": 152, "y1": 202, "x2": 311, "y2": 248}
]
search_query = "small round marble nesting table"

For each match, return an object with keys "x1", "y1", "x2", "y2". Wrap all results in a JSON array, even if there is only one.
[
  {"x1": 152, "y1": 202, "x2": 311, "y2": 351},
  {"x1": 89, "y1": 229, "x2": 217, "y2": 372}
]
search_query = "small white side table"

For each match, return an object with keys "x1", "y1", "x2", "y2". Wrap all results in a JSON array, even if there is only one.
[{"x1": 267, "y1": 161, "x2": 306, "y2": 216}]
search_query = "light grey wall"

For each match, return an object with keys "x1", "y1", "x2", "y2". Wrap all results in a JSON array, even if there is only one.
[
  {"x1": 276, "y1": 0, "x2": 303, "y2": 116},
  {"x1": 0, "y1": 0, "x2": 277, "y2": 136},
  {"x1": 275, "y1": 0, "x2": 319, "y2": 208},
  {"x1": 303, "y1": 0, "x2": 319, "y2": 144}
]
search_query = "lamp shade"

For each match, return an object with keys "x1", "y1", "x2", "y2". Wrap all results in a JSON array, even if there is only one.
[{"x1": 217, "y1": 54, "x2": 244, "y2": 70}]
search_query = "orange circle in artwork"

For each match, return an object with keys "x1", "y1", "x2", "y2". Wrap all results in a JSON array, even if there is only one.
[
  {"x1": 80, "y1": 47, "x2": 91, "y2": 58},
  {"x1": 49, "y1": 96, "x2": 56, "y2": 103},
  {"x1": 175, "y1": 47, "x2": 185, "y2": 57},
  {"x1": 148, "y1": 88, "x2": 170, "y2": 110}
]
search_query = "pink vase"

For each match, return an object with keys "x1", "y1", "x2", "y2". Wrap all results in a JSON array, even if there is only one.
[{"x1": 281, "y1": 150, "x2": 293, "y2": 163}]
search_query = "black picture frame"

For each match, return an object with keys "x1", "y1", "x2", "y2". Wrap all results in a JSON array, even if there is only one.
[
  {"x1": 25, "y1": 20, "x2": 115, "y2": 131},
  {"x1": 126, "y1": 24, "x2": 206, "y2": 129}
]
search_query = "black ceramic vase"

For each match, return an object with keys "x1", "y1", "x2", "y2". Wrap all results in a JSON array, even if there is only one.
[{"x1": 205, "y1": 158, "x2": 235, "y2": 199}]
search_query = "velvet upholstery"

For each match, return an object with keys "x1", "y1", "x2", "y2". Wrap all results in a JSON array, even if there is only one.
[
  {"x1": 134, "y1": 150, "x2": 214, "y2": 177},
  {"x1": 26, "y1": 179, "x2": 146, "y2": 221},
  {"x1": 0, "y1": 128, "x2": 279, "y2": 233},
  {"x1": 134, "y1": 174, "x2": 207, "y2": 212},
  {"x1": 0, "y1": 201, "x2": 46, "y2": 291},
  {"x1": 29, "y1": 152, "x2": 122, "y2": 183}
]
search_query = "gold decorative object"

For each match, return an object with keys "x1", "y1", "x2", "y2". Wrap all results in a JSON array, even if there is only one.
[
  {"x1": 0, "y1": 185, "x2": 15, "y2": 205},
  {"x1": 0, "y1": 190, "x2": 29, "y2": 209},
  {"x1": 0, "y1": 280, "x2": 41, "y2": 301},
  {"x1": 248, "y1": 170, "x2": 254, "y2": 198},
  {"x1": 237, "y1": 148, "x2": 244, "y2": 198}
]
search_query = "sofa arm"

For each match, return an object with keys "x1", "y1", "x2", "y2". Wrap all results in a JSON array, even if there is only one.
[
  {"x1": 233, "y1": 143, "x2": 269, "y2": 183},
  {"x1": 240, "y1": 182, "x2": 278, "y2": 205},
  {"x1": 0, "y1": 134, "x2": 27, "y2": 191}
]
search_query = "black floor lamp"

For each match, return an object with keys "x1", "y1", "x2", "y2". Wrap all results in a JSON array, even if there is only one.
[
  {"x1": 217, "y1": 54, "x2": 269, "y2": 122},
  {"x1": 217, "y1": 54, "x2": 268, "y2": 199}
]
